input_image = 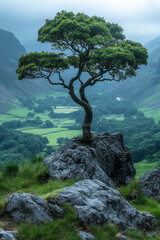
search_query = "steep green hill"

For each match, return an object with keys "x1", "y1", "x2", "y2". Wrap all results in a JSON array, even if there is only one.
[
  {"x1": 0, "y1": 29, "x2": 53, "y2": 113},
  {"x1": 102, "y1": 37, "x2": 160, "y2": 122}
]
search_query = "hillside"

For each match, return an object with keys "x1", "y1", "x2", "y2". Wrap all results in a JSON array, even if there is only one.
[
  {"x1": 0, "y1": 29, "x2": 53, "y2": 113},
  {"x1": 100, "y1": 37, "x2": 160, "y2": 122},
  {"x1": 145, "y1": 35, "x2": 160, "y2": 53}
]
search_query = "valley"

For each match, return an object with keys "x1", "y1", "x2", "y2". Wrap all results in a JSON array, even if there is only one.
[{"x1": 1, "y1": 91, "x2": 160, "y2": 177}]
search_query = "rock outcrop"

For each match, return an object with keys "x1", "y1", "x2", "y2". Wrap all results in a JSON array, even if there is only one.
[
  {"x1": 138, "y1": 169, "x2": 160, "y2": 199},
  {"x1": 0, "y1": 229, "x2": 17, "y2": 240},
  {"x1": 5, "y1": 193, "x2": 63, "y2": 224},
  {"x1": 44, "y1": 132, "x2": 136, "y2": 187},
  {"x1": 57, "y1": 179, "x2": 157, "y2": 231}
]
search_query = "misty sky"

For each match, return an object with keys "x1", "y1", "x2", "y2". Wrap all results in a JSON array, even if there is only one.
[{"x1": 0, "y1": 0, "x2": 160, "y2": 47}]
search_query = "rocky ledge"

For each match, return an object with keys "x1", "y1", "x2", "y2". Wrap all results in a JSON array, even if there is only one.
[
  {"x1": 57, "y1": 179, "x2": 157, "y2": 231},
  {"x1": 5, "y1": 180, "x2": 157, "y2": 233},
  {"x1": 44, "y1": 132, "x2": 136, "y2": 187}
]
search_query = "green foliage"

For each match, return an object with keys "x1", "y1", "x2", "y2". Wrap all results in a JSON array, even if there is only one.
[
  {"x1": 57, "y1": 137, "x2": 70, "y2": 145},
  {"x1": 16, "y1": 52, "x2": 69, "y2": 80},
  {"x1": 18, "y1": 205, "x2": 81, "y2": 240},
  {"x1": 15, "y1": 12, "x2": 148, "y2": 142},
  {"x1": 16, "y1": 10, "x2": 148, "y2": 90},
  {"x1": 92, "y1": 111, "x2": 160, "y2": 163},
  {"x1": 0, "y1": 126, "x2": 49, "y2": 168}
]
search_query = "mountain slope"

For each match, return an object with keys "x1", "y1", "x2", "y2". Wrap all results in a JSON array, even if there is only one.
[
  {"x1": 0, "y1": 29, "x2": 52, "y2": 113},
  {"x1": 145, "y1": 35, "x2": 160, "y2": 53},
  {"x1": 101, "y1": 38, "x2": 160, "y2": 118}
]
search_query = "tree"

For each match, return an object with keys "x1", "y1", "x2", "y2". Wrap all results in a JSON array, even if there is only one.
[{"x1": 16, "y1": 11, "x2": 148, "y2": 143}]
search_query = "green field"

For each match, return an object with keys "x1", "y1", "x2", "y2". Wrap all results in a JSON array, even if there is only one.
[
  {"x1": 0, "y1": 99, "x2": 82, "y2": 146},
  {"x1": 139, "y1": 107, "x2": 160, "y2": 123},
  {"x1": 103, "y1": 114, "x2": 124, "y2": 121},
  {"x1": 0, "y1": 98, "x2": 125, "y2": 147},
  {"x1": 138, "y1": 91, "x2": 160, "y2": 123},
  {"x1": 1, "y1": 96, "x2": 160, "y2": 177},
  {"x1": 8, "y1": 106, "x2": 31, "y2": 118},
  {"x1": 134, "y1": 159, "x2": 160, "y2": 178},
  {"x1": 54, "y1": 106, "x2": 80, "y2": 114}
]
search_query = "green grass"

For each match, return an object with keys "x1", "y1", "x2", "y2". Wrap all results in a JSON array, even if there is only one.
[
  {"x1": 134, "y1": 159, "x2": 160, "y2": 178},
  {"x1": 19, "y1": 127, "x2": 81, "y2": 145},
  {"x1": 140, "y1": 108, "x2": 160, "y2": 123},
  {"x1": 138, "y1": 91, "x2": 160, "y2": 123},
  {"x1": 0, "y1": 156, "x2": 75, "y2": 213},
  {"x1": 0, "y1": 157, "x2": 159, "y2": 239},
  {"x1": 18, "y1": 205, "x2": 81, "y2": 240},
  {"x1": 46, "y1": 130, "x2": 81, "y2": 145},
  {"x1": 0, "y1": 114, "x2": 20, "y2": 124},
  {"x1": 139, "y1": 91, "x2": 160, "y2": 107},
  {"x1": 90, "y1": 225, "x2": 118, "y2": 240},
  {"x1": 20, "y1": 127, "x2": 67, "y2": 135},
  {"x1": 8, "y1": 106, "x2": 30, "y2": 118}
]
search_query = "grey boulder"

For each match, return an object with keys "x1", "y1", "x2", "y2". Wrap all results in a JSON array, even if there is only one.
[
  {"x1": 44, "y1": 132, "x2": 135, "y2": 187},
  {"x1": 0, "y1": 229, "x2": 17, "y2": 240},
  {"x1": 57, "y1": 179, "x2": 157, "y2": 231},
  {"x1": 6, "y1": 193, "x2": 53, "y2": 224},
  {"x1": 79, "y1": 231, "x2": 95, "y2": 240},
  {"x1": 138, "y1": 169, "x2": 160, "y2": 199}
]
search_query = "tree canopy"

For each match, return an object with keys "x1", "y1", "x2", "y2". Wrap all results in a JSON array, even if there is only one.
[{"x1": 16, "y1": 11, "x2": 148, "y2": 142}]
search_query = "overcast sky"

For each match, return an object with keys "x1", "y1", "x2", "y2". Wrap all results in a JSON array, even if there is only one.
[{"x1": 0, "y1": 0, "x2": 160, "y2": 47}]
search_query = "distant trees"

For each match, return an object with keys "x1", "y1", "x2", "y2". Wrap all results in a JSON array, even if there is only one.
[
  {"x1": 0, "y1": 126, "x2": 52, "y2": 168},
  {"x1": 2, "y1": 120, "x2": 23, "y2": 129},
  {"x1": 92, "y1": 112, "x2": 160, "y2": 162},
  {"x1": 2, "y1": 117, "x2": 54, "y2": 129},
  {"x1": 16, "y1": 11, "x2": 148, "y2": 143},
  {"x1": 57, "y1": 137, "x2": 70, "y2": 145},
  {"x1": 41, "y1": 120, "x2": 54, "y2": 128}
]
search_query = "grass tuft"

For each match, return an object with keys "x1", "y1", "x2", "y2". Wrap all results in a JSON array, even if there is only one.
[
  {"x1": 0, "y1": 156, "x2": 75, "y2": 215},
  {"x1": 2, "y1": 162, "x2": 19, "y2": 177},
  {"x1": 18, "y1": 205, "x2": 81, "y2": 240}
]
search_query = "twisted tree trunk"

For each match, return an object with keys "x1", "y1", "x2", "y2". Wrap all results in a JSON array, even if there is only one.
[
  {"x1": 82, "y1": 105, "x2": 93, "y2": 143},
  {"x1": 69, "y1": 81, "x2": 93, "y2": 143}
]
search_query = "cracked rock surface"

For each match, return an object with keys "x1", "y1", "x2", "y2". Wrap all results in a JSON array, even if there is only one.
[
  {"x1": 44, "y1": 132, "x2": 135, "y2": 187},
  {"x1": 57, "y1": 179, "x2": 157, "y2": 231},
  {"x1": 138, "y1": 169, "x2": 160, "y2": 199},
  {"x1": 0, "y1": 229, "x2": 17, "y2": 240},
  {"x1": 5, "y1": 193, "x2": 63, "y2": 224}
]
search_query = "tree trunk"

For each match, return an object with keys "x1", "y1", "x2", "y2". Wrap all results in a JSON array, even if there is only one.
[
  {"x1": 82, "y1": 105, "x2": 93, "y2": 143},
  {"x1": 68, "y1": 82, "x2": 93, "y2": 143}
]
